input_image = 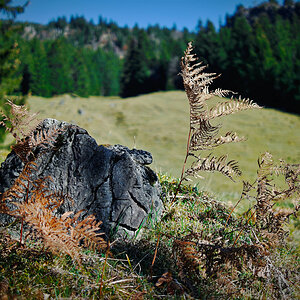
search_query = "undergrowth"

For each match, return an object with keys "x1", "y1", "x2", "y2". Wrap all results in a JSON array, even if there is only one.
[{"x1": 0, "y1": 174, "x2": 299, "y2": 299}]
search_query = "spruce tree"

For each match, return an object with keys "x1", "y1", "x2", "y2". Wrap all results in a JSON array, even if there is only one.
[
  {"x1": 120, "y1": 33, "x2": 148, "y2": 98},
  {"x1": 72, "y1": 48, "x2": 91, "y2": 97},
  {"x1": 0, "y1": 0, "x2": 27, "y2": 142},
  {"x1": 28, "y1": 39, "x2": 52, "y2": 97},
  {"x1": 47, "y1": 38, "x2": 74, "y2": 95}
]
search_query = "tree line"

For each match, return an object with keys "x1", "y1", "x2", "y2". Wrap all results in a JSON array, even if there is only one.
[
  {"x1": 194, "y1": 0, "x2": 300, "y2": 113},
  {"x1": 15, "y1": 21, "x2": 194, "y2": 98},
  {"x1": 18, "y1": 38, "x2": 121, "y2": 97},
  {"x1": 1, "y1": 0, "x2": 300, "y2": 115}
]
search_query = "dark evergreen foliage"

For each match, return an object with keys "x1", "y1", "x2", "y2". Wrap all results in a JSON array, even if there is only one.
[
  {"x1": 0, "y1": 1, "x2": 299, "y2": 113},
  {"x1": 120, "y1": 35, "x2": 148, "y2": 97},
  {"x1": 195, "y1": 1, "x2": 300, "y2": 113},
  {"x1": 0, "y1": 0, "x2": 27, "y2": 142}
]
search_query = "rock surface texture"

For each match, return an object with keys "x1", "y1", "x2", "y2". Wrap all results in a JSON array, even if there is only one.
[{"x1": 0, "y1": 119, "x2": 163, "y2": 237}]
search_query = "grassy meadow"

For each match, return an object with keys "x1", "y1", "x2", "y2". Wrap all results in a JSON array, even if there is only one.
[
  {"x1": 22, "y1": 91, "x2": 300, "y2": 204},
  {"x1": 1, "y1": 91, "x2": 299, "y2": 299}
]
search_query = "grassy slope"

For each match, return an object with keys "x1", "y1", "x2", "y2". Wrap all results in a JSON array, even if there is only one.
[
  {"x1": 1, "y1": 92, "x2": 299, "y2": 299},
  {"x1": 27, "y1": 91, "x2": 300, "y2": 202}
]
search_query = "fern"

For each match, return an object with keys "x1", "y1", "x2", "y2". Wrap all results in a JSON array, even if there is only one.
[
  {"x1": 0, "y1": 100, "x2": 107, "y2": 261},
  {"x1": 1, "y1": 160, "x2": 107, "y2": 261},
  {"x1": 165, "y1": 43, "x2": 299, "y2": 297},
  {"x1": 0, "y1": 100, "x2": 63, "y2": 163},
  {"x1": 237, "y1": 152, "x2": 300, "y2": 243},
  {"x1": 0, "y1": 99, "x2": 39, "y2": 144},
  {"x1": 172, "y1": 42, "x2": 261, "y2": 203}
]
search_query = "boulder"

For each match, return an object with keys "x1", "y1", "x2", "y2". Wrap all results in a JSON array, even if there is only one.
[{"x1": 0, "y1": 119, "x2": 163, "y2": 238}]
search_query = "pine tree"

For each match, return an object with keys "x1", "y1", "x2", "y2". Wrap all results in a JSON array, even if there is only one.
[
  {"x1": 84, "y1": 48, "x2": 102, "y2": 96},
  {"x1": 72, "y1": 48, "x2": 91, "y2": 97},
  {"x1": 28, "y1": 39, "x2": 52, "y2": 97},
  {"x1": 103, "y1": 51, "x2": 121, "y2": 96},
  {"x1": 0, "y1": 1, "x2": 28, "y2": 99},
  {"x1": 251, "y1": 23, "x2": 277, "y2": 106},
  {"x1": 284, "y1": 0, "x2": 294, "y2": 6},
  {"x1": 225, "y1": 16, "x2": 256, "y2": 95},
  {"x1": 47, "y1": 38, "x2": 74, "y2": 95},
  {"x1": 0, "y1": 0, "x2": 28, "y2": 142},
  {"x1": 120, "y1": 35, "x2": 148, "y2": 97},
  {"x1": 195, "y1": 21, "x2": 220, "y2": 67},
  {"x1": 92, "y1": 48, "x2": 105, "y2": 95},
  {"x1": 272, "y1": 15, "x2": 298, "y2": 110}
]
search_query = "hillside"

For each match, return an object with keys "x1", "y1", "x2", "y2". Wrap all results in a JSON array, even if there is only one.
[{"x1": 25, "y1": 91, "x2": 300, "y2": 202}]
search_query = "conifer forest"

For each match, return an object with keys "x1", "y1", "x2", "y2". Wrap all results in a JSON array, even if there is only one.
[{"x1": 1, "y1": 0, "x2": 300, "y2": 115}]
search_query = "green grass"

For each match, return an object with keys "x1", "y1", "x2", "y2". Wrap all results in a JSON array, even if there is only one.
[
  {"x1": 25, "y1": 91, "x2": 300, "y2": 203},
  {"x1": 1, "y1": 88, "x2": 299, "y2": 299},
  {"x1": 1, "y1": 176, "x2": 299, "y2": 299}
]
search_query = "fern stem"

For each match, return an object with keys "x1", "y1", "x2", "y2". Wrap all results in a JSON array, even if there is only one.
[
  {"x1": 225, "y1": 195, "x2": 242, "y2": 227},
  {"x1": 225, "y1": 180, "x2": 257, "y2": 227},
  {"x1": 19, "y1": 218, "x2": 24, "y2": 244},
  {"x1": 233, "y1": 209, "x2": 256, "y2": 246},
  {"x1": 171, "y1": 126, "x2": 192, "y2": 205}
]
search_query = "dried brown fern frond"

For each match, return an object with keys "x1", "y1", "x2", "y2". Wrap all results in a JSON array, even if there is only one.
[
  {"x1": 0, "y1": 100, "x2": 39, "y2": 143},
  {"x1": 186, "y1": 154, "x2": 241, "y2": 181},
  {"x1": 0, "y1": 100, "x2": 64, "y2": 163},
  {"x1": 13, "y1": 200, "x2": 106, "y2": 262},
  {"x1": 29, "y1": 126, "x2": 62, "y2": 150},
  {"x1": 173, "y1": 240, "x2": 202, "y2": 272},
  {"x1": 208, "y1": 97, "x2": 261, "y2": 120},
  {"x1": 254, "y1": 153, "x2": 299, "y2": 227},
  {"x1": 7, "y1": 173, "x2": 107, "y2": 262},
  {"x1": 1, "y1": 161, "x2": 106, "y2": 262},
  {"x1": 0, "y1": 100, "x2": 106, "y2": 262},
  {"x1": 64, "y1": 211, "x2": 107, "y2": 251},
  {"x1": 233, "y1": 152, "x2": 300, "y2": 245},
  {"x1": 256, "y1": 152, "x2": 276, "y2": 220},
  {"x1": 18, "y1": 125, "x2": 64, "y2": 162},
  {"x1": 171, "y1": 42, "x2": 261, "y2": 202},
  {"x1": 173, "y1": 235, "x2": 266, "y2": 283},
  {"x1": 0, "y1": 161, "x2": 37, "y2": 211}
]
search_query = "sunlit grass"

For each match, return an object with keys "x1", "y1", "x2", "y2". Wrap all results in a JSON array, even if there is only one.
[{"x1": 26, "y1": 91, "x2": 300, "y2": 203}]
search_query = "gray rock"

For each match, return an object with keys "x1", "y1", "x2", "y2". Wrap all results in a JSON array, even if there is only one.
[{"x1": 0, "y1": 118, "x2": 163, "y2": 238}]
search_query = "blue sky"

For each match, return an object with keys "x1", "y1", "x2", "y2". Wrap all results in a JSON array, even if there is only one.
[{"x1": 9, "y1": 0, "x2": 285, "y2": 31}]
